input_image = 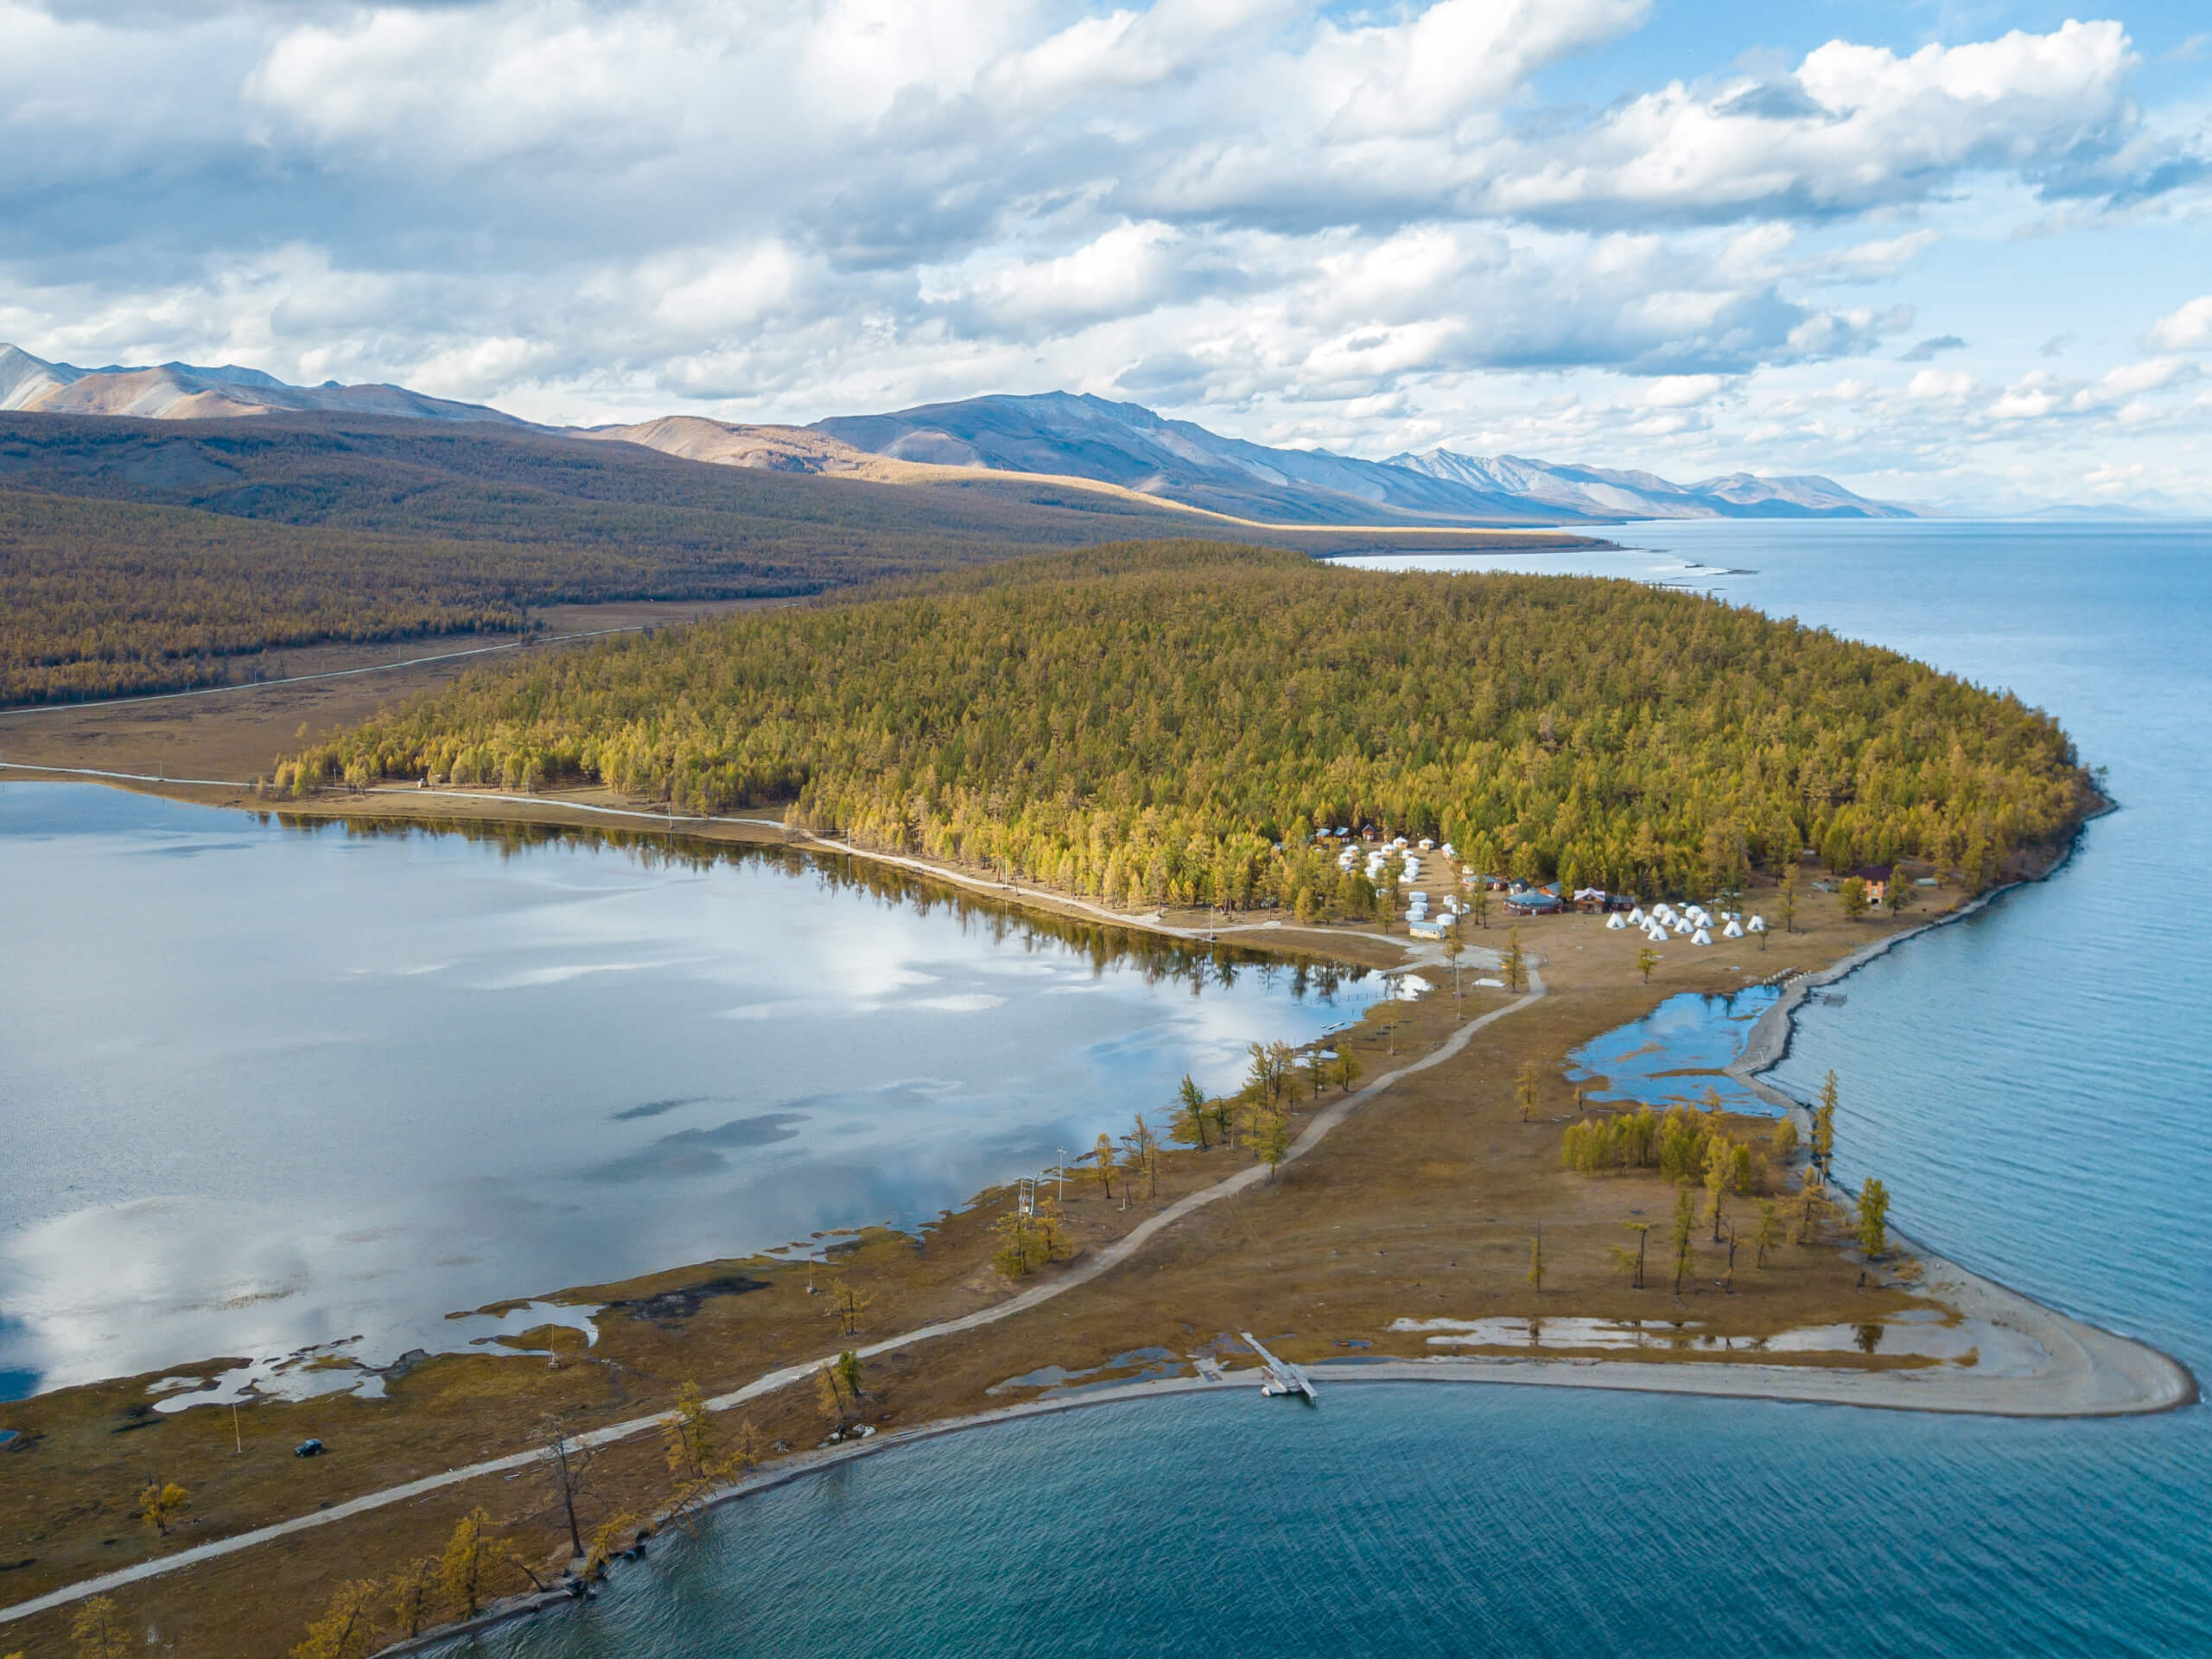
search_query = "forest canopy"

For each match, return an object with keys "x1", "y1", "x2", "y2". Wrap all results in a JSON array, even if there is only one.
[{"x1": 285, "y1": 540, "x2": 2091, "y2": 905}]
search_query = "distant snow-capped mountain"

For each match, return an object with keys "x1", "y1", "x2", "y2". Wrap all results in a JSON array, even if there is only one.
[
  {"x1": 0, "y1": 343, "x2": 524, "y2": 425},
  {"x1": 0, "y1": 346, "x2": 1921, "y2": 523},
  {"x1": 1386, "y1": 448, "x2": 1918, "y2": 520}
]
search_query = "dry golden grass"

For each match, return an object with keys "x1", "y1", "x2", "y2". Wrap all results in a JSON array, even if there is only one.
[{"x1": 0, "y1": 873, "x2": 1963, "y2": 1658}]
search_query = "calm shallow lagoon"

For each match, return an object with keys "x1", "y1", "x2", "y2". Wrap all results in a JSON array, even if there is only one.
[
  {"x1": 0, "y1": 791, "x2": 1378, "y2": 1397},
  {"x1": 429, "y1": 520, "x2": 2211, "y2": 1656}
]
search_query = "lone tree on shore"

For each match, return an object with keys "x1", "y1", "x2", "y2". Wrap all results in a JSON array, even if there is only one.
[
  {"x1": 817, "y1": 1353, "x2": 863, "y2": 1436},
  {"x1": 662, "y1": 1379, "x2": 757, "y2": 1520},
  {"x1": 1637, "y1": 945, "x2": 1659, "y2": 984},
  {"x1": 1857, "y1": 1178, "x2": 1892, "y2": 1258},
  {"x1": 535, "y1": 1414, "x2": 597, "y2": 1561},
  {"x1": 1771, "y1": 1116, "x2": 1800, "y2": 1163},
  {"x1": 1813, "y1": 1071, "x2": 1840, "y2": 1171}
]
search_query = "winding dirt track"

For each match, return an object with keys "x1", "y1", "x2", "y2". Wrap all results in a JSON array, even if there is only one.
[{"x1": 0, "y1": 977, "x2": 1548, "y2": 1627}]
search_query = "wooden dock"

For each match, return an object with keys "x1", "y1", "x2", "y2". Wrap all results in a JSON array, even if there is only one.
[{"x1": 1239, "y1": 1331, "x2": 1317, "y2": 1401}]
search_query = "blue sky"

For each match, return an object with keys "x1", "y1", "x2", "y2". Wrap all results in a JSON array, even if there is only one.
[{"x1": 3, "y1": 1, "x2": 2208, "y2": 509}]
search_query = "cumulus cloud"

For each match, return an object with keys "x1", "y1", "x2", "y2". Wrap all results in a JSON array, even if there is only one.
[
  {"x1": 2146, "y1": 295, "x2": 2212, "y2": 351},
  {"x1": 0, "y1": 1, "x2": 2204, "y2": 504}
]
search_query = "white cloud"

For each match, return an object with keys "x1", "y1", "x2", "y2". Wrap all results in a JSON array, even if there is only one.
[
  {"x1": 0, "y1": 3, "x2": 2205, "y2": 505},
  {"x1": 2146, "y1": 295, "x2": 2212, "y2": 351}
]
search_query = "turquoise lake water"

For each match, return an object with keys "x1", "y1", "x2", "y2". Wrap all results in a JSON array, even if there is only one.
[{"x1": 430, "y1": 520, "x2": 2212, "y2": 1656}]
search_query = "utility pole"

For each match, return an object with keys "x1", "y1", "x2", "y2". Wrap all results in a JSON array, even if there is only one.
[{"x1": 1057, "y1": 1149, "x2": 1067, "y2": 1207}]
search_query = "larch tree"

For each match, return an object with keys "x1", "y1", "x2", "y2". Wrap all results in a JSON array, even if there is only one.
[
  {"x1": 70, "y1": 1598, "x2": 132, "y2": 1659},
  {"x1": 1670, "y1": 1189, "x2": 1698, "y2": 1298},
  {"x1": 1857, "y1": 1178, "x2": 1892, "y2": 1258},
  {"x1": 1526, "y1": 1223, "x2": 1546, "y2": 1295},
  {"x1": 1337, "y1": 1051, "x2": 1363, "y2": 1094},
  {"x1": 535, "y1": 1414, "x2": 597, "y2": 1561},
  {"x1": 1613, "y1": 1221, "x2": 1652, "y2": 1289},
  {"x1": 1503, "y1": 928, "x2": 1529, "y2": 994},
  {"x1": 1813, "y1": 1071, "x2": 1839, "y2": 1171},
  {"x1": 1248, "y1": 1105, "x2": 1291, "y2": 1182},
  {"x1": 1091, "y1": 1132, "x2": 1116, "y2": 1199},
  {"x1": 1771, "y1": 1116, "x2": 1800, "y2": 1163},
  {"x1": 291, "y1": 1580, "x2": 382, "y2": 1659},
  {"x1": 825, "y1": 1277, "x2": 874, "y2": 1337},
  {"x1": 1840, "y1": 877, "x2": 1871, "y2": 921},
  {"x1": 1754, "y1": 1200, "x2": 1785, "y2": 1268},
  {"x1": 1171, "y1": 1074, "x2": 1211, "y2": 1149},
  {"x1": 385, "y1": 1559, "x2": 438, "y2": 1641},
  {"x1": 138, "y1": 1479, "x2": 188, "y2": 1537},
  {"x1": 1795, "y1": 1176, "x2": 1830, "y2": 1246},
  {"x1": 1703, "y1": 1135, "x2": 1732, "y2": 1243},
  {"x1": 436, "y1": 1509, "x2": 515, "y2": 1620},
  {"x1": 1779, "y1": 862, "x2": 1801, "y2": 933},
  {"x1": 1637, "y1": 945, "x2": 1659, "y2": 984},
  {"x1": 1516, "y1": 1062, "x2": 1540, "y2": 1122}
]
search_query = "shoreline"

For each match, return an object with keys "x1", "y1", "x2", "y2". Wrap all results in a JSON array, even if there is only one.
[
  {"x1": 3, "y1": 779, "x2": 2196, "y2": 1646},
  {"x1": 371, "y1": 1335, "x2": 2199, "y2": 1656},
  {"x1": 0, "y1": 764, "x2": 1443, "y2": 970}
]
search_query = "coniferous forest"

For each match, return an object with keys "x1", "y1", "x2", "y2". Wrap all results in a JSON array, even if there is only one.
[{"x1": 284, "y1": 540, "x2": 2091, "y2": 905}]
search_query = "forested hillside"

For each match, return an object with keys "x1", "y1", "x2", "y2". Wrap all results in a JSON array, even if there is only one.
[
  {"x1": 0, "y1": 413, "x2": 1584, "y2": 706},
  {"x1": 286, "y1": 542, "x2": 2090, "y2": 904}
]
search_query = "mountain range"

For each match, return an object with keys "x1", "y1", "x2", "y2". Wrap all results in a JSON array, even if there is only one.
[{"x1": 0, "y1": 344, "x2": 1914, "y2": 524}]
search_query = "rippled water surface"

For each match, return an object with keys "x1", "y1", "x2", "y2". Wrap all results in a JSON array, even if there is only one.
[
  {"x1": 0, "y1": 797, "x2": 1376, "y2": 1395},
  {"x1": 435, "y1": 520, "x2": 2210, "y2": 1657}
]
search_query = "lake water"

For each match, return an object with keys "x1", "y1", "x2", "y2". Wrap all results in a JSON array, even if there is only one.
[
  {"x1": 1566, "y1": 985, "x2": 1782, "y2": 1116},
  {"x1": 432, "y1": 519, "x2": 2212, "y2": 1657},
  {"x1": 0, "y1": 793, "x2": 1378, "y2": 1398}
]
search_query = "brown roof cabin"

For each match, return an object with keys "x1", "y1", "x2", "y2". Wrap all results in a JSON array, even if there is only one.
[{"x1": 1853, "y1": 865, "x2": 1892, "y2": 901}]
